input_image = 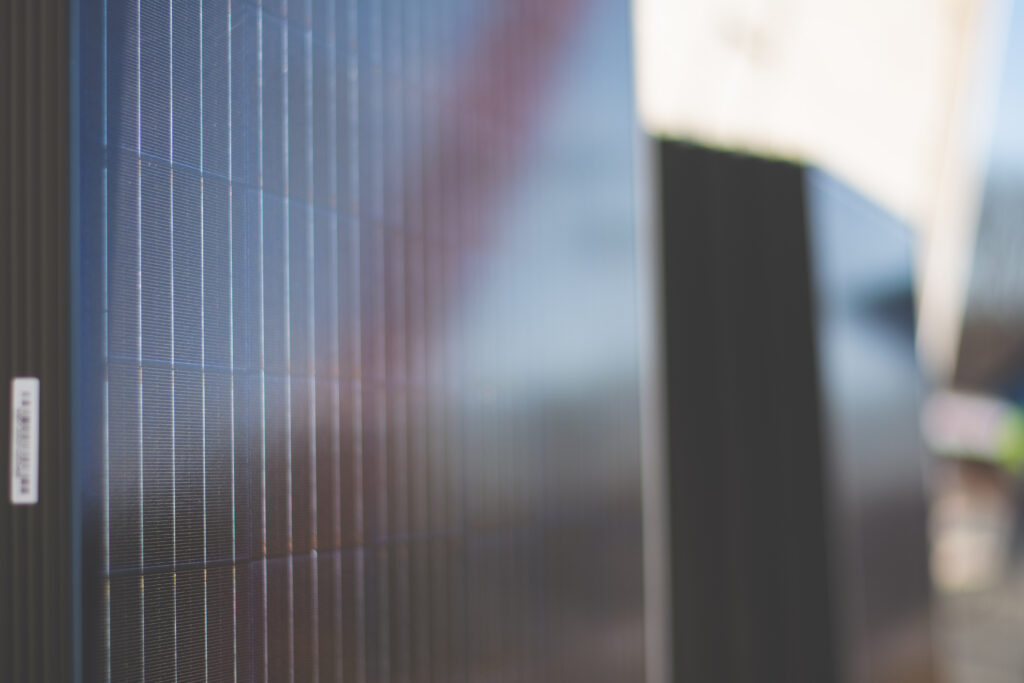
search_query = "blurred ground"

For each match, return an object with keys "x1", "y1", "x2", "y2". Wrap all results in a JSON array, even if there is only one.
[
  {"x1": 933, "y1": 459, "x2": 1024, "y2": 683},
  {"x1": 939, "y1": 563, "x2": 1024, "y2": 683}
]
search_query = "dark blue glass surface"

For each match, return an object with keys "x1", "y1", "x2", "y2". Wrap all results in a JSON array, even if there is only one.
[{"x1": 74, "y1": 1, "x2": 644, "y2": 681}]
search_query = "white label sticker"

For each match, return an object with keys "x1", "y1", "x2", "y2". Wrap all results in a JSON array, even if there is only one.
[{"x1": 9, "y1": 378, "x2": 40, "y2": 505}]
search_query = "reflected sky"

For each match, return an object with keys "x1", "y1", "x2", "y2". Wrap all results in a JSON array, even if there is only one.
[
  {"x1": 460, "y1": 0, "x2": 638, "y2": 397},
  {"x1": 987, "y1": 0, "x2": 1024, "y2": 175}
]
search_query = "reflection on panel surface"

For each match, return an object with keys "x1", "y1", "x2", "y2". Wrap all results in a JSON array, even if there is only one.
[{"x1": 73, "y1": 0, "x2": 644, "y2": 680}]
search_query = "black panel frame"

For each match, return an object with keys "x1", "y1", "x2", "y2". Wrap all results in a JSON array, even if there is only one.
[{"x1": 0, "y1": 0, "x2": 74, "y2": 681}]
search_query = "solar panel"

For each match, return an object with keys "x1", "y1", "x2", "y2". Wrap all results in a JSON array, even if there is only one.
[{"x1": 72, "y1": 0, "x2": 645, "y2": 681}]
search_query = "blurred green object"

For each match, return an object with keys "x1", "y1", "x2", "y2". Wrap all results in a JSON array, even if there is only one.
[
  {"x1": 996, "y1": 409, "x2": 1024, "y2": 474},
  {"x1": 924, "y1": 390, "x2": 1024, "y2": 475}
]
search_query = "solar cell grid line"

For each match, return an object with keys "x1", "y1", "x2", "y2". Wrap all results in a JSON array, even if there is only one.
[
  {"x1": 300, "y1": 2, "x2": 323, "y2": 681},
  {"x1": 405, "y1": 4, "x2": 426, "y2": 675},
  {"x1": 255, "y1": 5, "x2": 270, "y2": 681},
  {"x1": 319, "y1": 0, "x2": 344, "y2": 679},
  {"x1": 134, "y1": 2, "x2": 145, "y2": 680},
  {"x1": 342, "y1": 1, "x2": 367, "y2": 681},
  {"x1": 167, "y1": 4, "x2": 180, "y2": 681},
  {"x1": 100, "y1": 0, "x2": 112, "y2": 677},
  {"x1": 474, "y1": 1, "x2": 491, "y2": 675},
  {"x1": 213, "y1": 0, "x2": 241, "y2": 678},
  {"x1": 291, "y1": 0, "x2": 317, "y2": 678},
  {"x1": 390, "y1": 5, "x2": 407, "y2": 682},
  {"x1": 458, "y1": 89, "x2": 476, "y2": 683},
  {"x1": 426, "y1": 0, "x2": 446, "y2": 677},
  {"x1": 280, "y1": 9, "x2": 296, "y2": 682},
  {"x1": 449, "y1": 4, "x2": 470, "y2": 676},
  {"x1": 378, "y1": 1, "x2": 393, "y2": 679},
  {"x1": 383, "y1": 3, "x2": 410, "y2": 681},
  {"x1": 198, "y1": 2, "x2": 210, "y2": 678},
  {"x1": 401, "y1": 4, "x2": 426, "y2": 681},
  {"x1": 357, "y1": 3, "x2": 388, "y2": 682},
  {"x1": 449, "y1": 0, "x2": 467, "y2": 525}
]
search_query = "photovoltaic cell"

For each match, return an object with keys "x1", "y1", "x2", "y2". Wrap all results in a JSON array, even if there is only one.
[{"x1": 74, "y1": 0, "x2": 645, "y2": 681}]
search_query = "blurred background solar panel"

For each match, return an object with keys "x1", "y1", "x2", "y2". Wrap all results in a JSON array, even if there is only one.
[{"x1": 72, "y1": 0, "x2": 645, "y2": 681}]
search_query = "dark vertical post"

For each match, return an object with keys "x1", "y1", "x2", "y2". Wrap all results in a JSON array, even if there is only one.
[
  {"x1": 649, "y1": 139, "x2": 937, "y2": 682},
  {"x1": 653, "y1": 141, "x2": 839, "y2": 683}
]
